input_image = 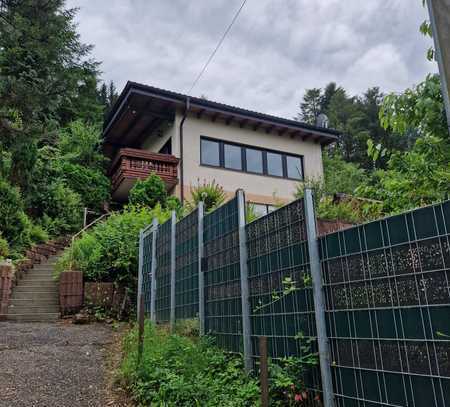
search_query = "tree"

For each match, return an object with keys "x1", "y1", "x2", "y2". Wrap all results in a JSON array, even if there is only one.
[
  {"x1": 358, "y1": 74, "x2": 450, "y2": 212},
  {"x1": 99, "y1": 80, "x2": 119, "y2": 118},
  {"x1": 320, "y1": 82, "x2": 339, "y2": 113},
  {"x1": 297, "y1": 88, "x2": 322, "y2": 124},
  {"x1": 0, "y1": 0, "x2": 103, "y2": 187}
]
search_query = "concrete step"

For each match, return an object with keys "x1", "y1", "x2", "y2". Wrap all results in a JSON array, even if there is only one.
[
  {"x1": 8, "y1": 305, "x2": 60, "y2": 314},
  {"x1": 17, "y1": 281, "x2": 58, "y2": 289},
  {"x1": 13, "y1": 286, "x2": 58, "y2": 294},
  {"x1": 11, "y1": 291, "x2": 59, "y2": 300},
  {"x1": 31, "y1": 266, "x2": 57, "y2": 271},
  {"x1": 10, "y1": 298, "x2": 59, "y2": 306},
  {"x1": 5, "y1": 313, "x2": 60, "y2": 322},
  {"x1": 20, "y1": 273, "x2": 58, "y2": 284}
]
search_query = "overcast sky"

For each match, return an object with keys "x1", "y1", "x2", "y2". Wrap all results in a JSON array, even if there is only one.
[{"x1": 67, "y1": 0, "x2": 436, "y2": 119}]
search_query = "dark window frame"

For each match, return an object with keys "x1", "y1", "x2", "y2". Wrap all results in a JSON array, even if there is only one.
[{"x1": 200, "y1": 136, "x2": 304, "y2": 181}]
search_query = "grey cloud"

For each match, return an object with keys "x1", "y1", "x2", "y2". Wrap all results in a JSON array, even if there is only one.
[{"x1": 67, "y1": 0, "x2": 436, "y2": 119}]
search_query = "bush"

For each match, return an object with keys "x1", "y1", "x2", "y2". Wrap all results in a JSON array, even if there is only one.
[
  {"x1": 55, "y1": 204, "x2": 171, "y2": 286},
  {"x1": 120, "y1": 323, "x2": 260, "y2": 406},
  {"x1": 60, "y1": 161, "x2": 110, "y2": 210},
  {"x1": 189, "y1": 179, "x2": 226, "y2": 212},
  {"x1": 29, "y1": 223, "x2": 49, "y2": 244},
  {"x1": 0, "y1": 178, "x2": 32, "y2": 251},
  {"x1": 39, "y1": 182, "x2": 83, "y2": 235},
  {"x1": 0, "y1": 234, "x2": 10, "y2": 259},
  {"x1": 129, "y1": 173, "x2": 167, "y2": 209}
]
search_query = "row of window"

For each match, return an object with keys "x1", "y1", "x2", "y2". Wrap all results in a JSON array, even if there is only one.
[{"x1": 200, "y1": 137, "x2": 304, "y2": 180}]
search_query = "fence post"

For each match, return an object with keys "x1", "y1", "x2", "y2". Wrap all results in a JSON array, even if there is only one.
[
  {"x1": 137, "y1": 229, "x2": 144, "y2": 323},
  {"x1": 198, "y1": 201, "x2": 205, "y2": 336},
  {"x1": 150, "y1": 218, "x2": 159, "y2": 323},
  {"x1": 304, "y1": 188, "x2": 335, "y2": 407},
  {"x1": 170, "y1": 210, "x2": 176, "y2": 332},
  {"x1": 237, "y1": 189, "x2": 253, "y2": 372}
]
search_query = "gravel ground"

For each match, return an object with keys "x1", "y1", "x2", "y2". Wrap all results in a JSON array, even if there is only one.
[{"x1": 0, "y1": 322, "x2": 116, "y2": 407}]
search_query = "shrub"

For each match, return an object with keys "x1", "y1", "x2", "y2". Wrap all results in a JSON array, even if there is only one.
[
  {"x1": 189, "y1": 179, "x2": 226, "y2": 212},
  {"x1": 129, "y1": 173, "x2": 167, "y2": 209},
  {"x1": 29, "y1": 223, "x2": 49, "y2": 244},
  {"x1": 120, "y1": 323, "x2": 260, "y2": 406},
  {"x1": 0, "y1": 234, "x2": 10, "y2": 259},
  {"x1": 55, "y1": 204, "x2": 171, "y2": 286},
  {"x1": 0, "y1": 178, "x2": 32, "y2": 251},
  {"x1": 60, "y1": 161, "x2": 110, "y2": 210},
  {"x1": 39, "y1": 182, "x2": 83, "y2": 235}
]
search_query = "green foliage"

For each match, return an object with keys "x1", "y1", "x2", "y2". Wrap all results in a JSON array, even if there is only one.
[
  {"x1": 129, "y1": 173, "x2": 168, "y2": 209},
  {"x1": 294, "y1": 153, "x2": 379, "y2": 223},
  {"x1": 0, "y1": 178, "x2": 31, "y2": 251},
  {"x1": 39, "y1": 181, "x2": 83, "y2": 235},
  {"x1": 189, "y1": 179, "x2": 226, "y2": 212},
  {"x1": 296, "y1": 88, "x2": 322, "y2": 124},
  {"x1": 55, "y1": 205, "x2": 171, "y2": 285},
  {"x1": 359, "y1": 74, "x2": 450, "y2": 213},
  {"x1": 379, "y1": 74, "x2": 448, "y2": 140},
  {"x1": 0, "y1": 234, "x2": 10, "y2": 259},
  {"x1": 29, "y1": 224, "x2": 49, "y2": 244},
  {"x1": 120, "y1": 323, "x2": 260, "y2": 406},
  {"x1": 60, "y1": 162, "x2": 110, "y2": 209},
  {"x1": 58, "y1": 120, "x2": 107, "y2": 168},
  {"x1": 298, "y1": 84, "x2": 412, "y2": 170},
  {"x1": 246, "y1": 203, "x2": 259, "y2": 223}
]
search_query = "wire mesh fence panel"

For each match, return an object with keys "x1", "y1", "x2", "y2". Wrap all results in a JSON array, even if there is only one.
[
  {"x1": 175, "y1": 208, "x2": 199, "y2": 319},
  {"x1": 203, "y1": 196, "x2": 242, "y2": 353},
  {"x1": 246, "y1": 198, "x2": 322, "y2": 397},
  {"x1": 155, "y1": 218, "x2": 172, "y2": 323},
  {"x1": 142, "y1": 230, "x2": 153, "y2": 313},
  {"x1": 320, "y1": 200, "x2": 450, "y2": 407}
]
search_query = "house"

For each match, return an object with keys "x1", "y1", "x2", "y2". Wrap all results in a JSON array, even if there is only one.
[{"x1": 102, "y1": 82, "x2": 339, "y2": 215}]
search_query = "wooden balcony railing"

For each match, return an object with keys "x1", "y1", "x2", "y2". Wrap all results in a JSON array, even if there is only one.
[{"x1": 109, "y1": 148, "x2": 179, "y2": 196}]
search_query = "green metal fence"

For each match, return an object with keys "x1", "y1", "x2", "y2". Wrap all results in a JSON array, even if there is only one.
[
  {"x1": 175, "y1": 208, "x2": 199, "y2": 319},
  {"x1": 320, "y1": 201, "x2": 450, "y2": 407},
  {"x1": 246, "y1": 198, "x2": 322, "y2": 391},
  {"x1": 138, "y1": 192, "x2": 450, "y2": 407},
  {"x1": 203, "y1": 196, "x2": 243, "y2": 353},
  {"x1": 155, "y1": 218, "x2": 172, "y2": 322},
  {"x1": 141, "y1": 228, "x2": 153, "y2": 313}
]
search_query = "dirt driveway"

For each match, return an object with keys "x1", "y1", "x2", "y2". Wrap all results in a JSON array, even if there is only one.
[{"x1": 0, "y1": 322, "x2": 122, "y2": 407}]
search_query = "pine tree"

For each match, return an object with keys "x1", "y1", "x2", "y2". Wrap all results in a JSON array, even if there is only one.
[
  {"x1": 297, "y1": 88, "x2": 322, "y2": 124},
  {"x1": 0, "y1": 0, "x2": 102, "y2": 187}
]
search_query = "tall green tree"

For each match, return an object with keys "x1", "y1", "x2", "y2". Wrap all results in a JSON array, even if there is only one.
[
  {"x1": 0, "y1": 0, "x2": 103, "y2": 188},
  {"x1": 296, "y1": 88, "x2": 322, "y2": 124}
]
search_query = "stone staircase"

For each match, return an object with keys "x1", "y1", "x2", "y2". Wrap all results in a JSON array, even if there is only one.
[{"x1": 7, "y1": 254, "x2": 61, "y2": 322}]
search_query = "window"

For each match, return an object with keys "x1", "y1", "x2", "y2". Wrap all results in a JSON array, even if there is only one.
[
  {"x1": 267, "y1": 152, "x2": 283, "y2": 177},
  {"x1": 286, "y1": 155, "x2": 303, "y2": 180},
  {"x1": 224, "y1": 143, "x2": 242, "y2": 170},
  {"x1": 246, "y1": 148, "x2": 263, "y2": 174},
  {"x1": 251, "y1": 203, "x2": 277, "y2": 217},
  {"x1": 201, "y1": 138, "x2": 220, "y2": 166},
  {"x1": 200, "y1": 137, "x2": 303, "y2": 180}
]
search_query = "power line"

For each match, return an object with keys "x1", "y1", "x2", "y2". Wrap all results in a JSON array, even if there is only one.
[{"x1": 187, "y1": 0, "x2": 248, "y2": 94}]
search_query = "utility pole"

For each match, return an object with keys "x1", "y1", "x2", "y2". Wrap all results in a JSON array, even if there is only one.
[{"x1": 426, "y1": 0, "x2": 450, "y2": 136}]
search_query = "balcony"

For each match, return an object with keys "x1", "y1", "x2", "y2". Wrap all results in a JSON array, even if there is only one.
[{"x1": 109, "y1": 148, "x2": 179, "y2": 201}]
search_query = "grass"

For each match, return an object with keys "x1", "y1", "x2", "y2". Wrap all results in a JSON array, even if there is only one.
[{"x1": 119, "y1": 322, "x2": 260, "y2": 406}]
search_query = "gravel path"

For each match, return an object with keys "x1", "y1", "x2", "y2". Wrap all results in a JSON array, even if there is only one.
[{"x1": 0, "y1": 322, "x2": 116, "y2": 407}]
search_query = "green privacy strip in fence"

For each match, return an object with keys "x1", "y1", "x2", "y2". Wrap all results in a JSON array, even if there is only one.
[
  {"x1": 155, "y1": 218, "x2": 172, "y2": 322},
  {"x1": 320, "y1": 200, "x2": 450, "y2": 407},
  {"x1": 203, "y1": 196, "x2": 242, "y2": 353},
  {"x1": 246, "y1": 198, "x2": 322, "y2": 391},
  {"x1": 142, "y1": 230, "x2": 153, "y2": 313},
  {"x1": 175, "y1": 208, "x2": 199, "y2": 319}
]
